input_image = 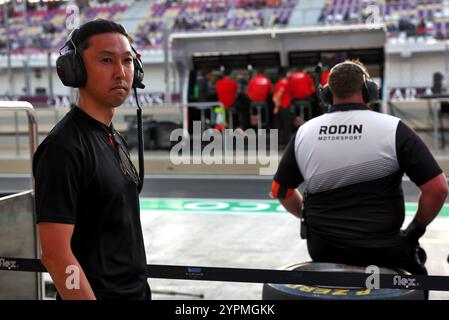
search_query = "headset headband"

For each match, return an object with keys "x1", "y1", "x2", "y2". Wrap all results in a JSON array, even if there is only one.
[
  {"x1": 330, "y1": 61, "x2": 369, "y2": 80},
  {"x1": 320, "y1": 61, "x2": 378, "y2": 106},
  {"x1": 58, "y1": 28, "x2": 79, "y2": 54}
]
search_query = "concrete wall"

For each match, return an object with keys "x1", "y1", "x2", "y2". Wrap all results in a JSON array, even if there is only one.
[{"x1": 386, "y1": 51, "x2": 448, "y2": 89}]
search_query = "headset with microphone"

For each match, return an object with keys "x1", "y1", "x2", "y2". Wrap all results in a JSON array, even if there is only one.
[
  {"x1": 319, "y1": 61, "x2": 379, "y2": 106},
  {"x1": 56, "y1": 28, "x2": 145, "y2": 89},
  {"x1": 56, "y1": 27, "x2": 146, "y2": 193}
]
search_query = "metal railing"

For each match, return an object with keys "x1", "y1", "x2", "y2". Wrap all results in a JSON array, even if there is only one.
[
  {"x1": 0, "y1": 101, "x2": 41, "y2": 300},
  {"x1": 0, "y1": 101, "x2": 38, "y2": 170}
]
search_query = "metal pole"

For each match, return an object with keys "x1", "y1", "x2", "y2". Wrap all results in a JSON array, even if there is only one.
[
  {"x1": 22, "y1": 0, "x2": 31, "y2": 96},
  {"x1": 14, "y1": 111, "x2": 20, "y2": 156},
  {"x1": 47, "y1": 51, "x2": 54, "y2": 104},
  {"x1": 432, "y1": 100, "x2": 439, "y2": 150},
  {"x1": 181, "y1": 67, "x2": 189, "y2": 134},
  {"x1": 163, "y1": 17, "x2": 172, "y2": 105},
  {"x1": 4, "y1": 2, "x2": 13, "y2": 95},
  {"x1": 445, "y1": 43, "x2": 449, "y2": 93}
]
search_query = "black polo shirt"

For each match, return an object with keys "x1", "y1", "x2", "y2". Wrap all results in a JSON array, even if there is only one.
[
  {"x1": 33, "y1": 106, "x2": 148, "y2": 299},
  {"x1": 273, "y1": 104, "x2": 442, "y2": 247}
]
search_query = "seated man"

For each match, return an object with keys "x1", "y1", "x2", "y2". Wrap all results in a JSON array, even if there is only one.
[{"x1": 271, "y1": 60, "x2": 448, "y2": 298}]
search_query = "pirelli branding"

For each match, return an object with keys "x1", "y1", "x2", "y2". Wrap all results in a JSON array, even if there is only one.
[{"x1": 318, "y1": 124, "x2": 363, "y2": 141}]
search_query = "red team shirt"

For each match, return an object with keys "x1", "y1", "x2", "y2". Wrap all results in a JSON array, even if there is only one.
[
  {"x1": 273, "y1": 77, "x2": 291, "y2": 109},
  {"x1": 289, "y1": 70, "x2": 316, "y2": 99},
  {"x1": 247, "y1": 73, "x2": 272, "y2": 102},
  {"x1": 216, "y1": 76, "x2": 238, "y2": 109},
  {"x1": 320, "y1": 69, "x2": 330, "y2": 86}
]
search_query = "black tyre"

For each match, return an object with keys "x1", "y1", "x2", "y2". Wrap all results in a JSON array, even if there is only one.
[{"x1": 262, "y1": 262, "x2": 424, "y2": 300}]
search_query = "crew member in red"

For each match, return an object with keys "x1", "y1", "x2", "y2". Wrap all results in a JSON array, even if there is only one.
[
  {"x1": 320, "y1": 68, "x2": 330, "y2": 86},
  {"x1": 216, "y1": 68, "x2": 238, "y2": 128},
  {"x1": 246, "y1": 71, "x2": 272, "y2": 128},
  {"x1": 289, "y1": 69, "x2": 316, "y2": 99},
  {"x1": 289, "y1": 69, "x2": 316, "y2": 127},
  {"x1": 273, "y1": 69, "x2": 293, "y2": 146},
  {"x1": 216, "y1": 72, "x2": 237, "y2": 109}
]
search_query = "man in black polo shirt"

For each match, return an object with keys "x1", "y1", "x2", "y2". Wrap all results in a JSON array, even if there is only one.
[
  {"x1": 271, "y1": 60, "x2": 448, "y2": 280},
  {"x1": 33, "y1": 20, "x2": 149, "y2": 300}
]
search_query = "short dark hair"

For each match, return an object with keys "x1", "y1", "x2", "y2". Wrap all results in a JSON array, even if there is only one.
[
  {"x1": 69, "y1": 19, "x2": 133, "y2": 53},
  {"x1": 328, "y1": 60, "x2": 368, "y2": 99}
]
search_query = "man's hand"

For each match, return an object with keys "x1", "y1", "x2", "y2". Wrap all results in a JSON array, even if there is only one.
[
  {"x1": 401, "y1": 218, "x2": 426, "y2": 246},
  {"x1": 278, "y1": 189, "x2": 303, "y2": 219}
]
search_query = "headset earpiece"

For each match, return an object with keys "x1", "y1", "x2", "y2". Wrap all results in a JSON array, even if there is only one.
[
  {"x1": 364, "y1": 79, "x2": 379, "y2": 104},
  {"x1": 56, "y1": 28, "x2": 87, "y2": 88},
  {"x1": 320, "y1": 84, "x2": 333, "y2": 105},
  {"x1": 56, "y1": 50, "x2": 87, "y2": 88}
]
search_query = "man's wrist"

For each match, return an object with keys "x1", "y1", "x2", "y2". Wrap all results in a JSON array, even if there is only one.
[{"x1": 403, "y1": 217, "x2": 427, "y2": 244}]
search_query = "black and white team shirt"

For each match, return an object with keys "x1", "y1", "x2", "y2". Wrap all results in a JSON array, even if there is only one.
[{"x1": 272, "y1": 104, "x2": 442, "y2": 247}]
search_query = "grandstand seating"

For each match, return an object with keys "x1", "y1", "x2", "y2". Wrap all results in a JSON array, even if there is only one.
[
  {"x1": 0, "y1": 4, "x2": 127, "y2": 54},
  {"x1": 4, "y1": 0, "x2": 449, "y2": 53},
  {"x1": 320, "y1": 0, "x2": 449, "y2": 40},
  {"x1": 133, "y1": 0, "x2": 295, "y2": 48},
  {"x1": 0, "y1": 0, "x2": 295, "y2": 53},
  {"x1": 6, "y1": 0, "x2": 449, "y2": 52}
]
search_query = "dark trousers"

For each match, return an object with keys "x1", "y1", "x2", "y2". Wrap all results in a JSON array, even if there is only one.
[
  {"x1": 274, "y1": 108, "x2": 294, "y2": 146},
  {"x1": 291, "y1": 98, "x2": 312, "y2": 121},
  {"x1": 226, "y1": 108, "x2": 238, "y2": 129},
  {"x1": 307, "y1": 233, "x2": 428, "y2": 299},
  {"x1": 250, "y1": 101, "x2": 269, "y2": 128}
]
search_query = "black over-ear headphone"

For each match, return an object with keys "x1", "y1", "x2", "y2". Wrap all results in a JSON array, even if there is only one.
[
  {"x1": 320, "y1": 61, "x2": 378, "y2": 106},
  {"x1": 56, "y1": 28, "x2": 145, "y2": 89}
]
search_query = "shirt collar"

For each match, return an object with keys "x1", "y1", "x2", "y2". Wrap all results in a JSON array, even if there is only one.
[
  {"x1": 72, "y1": 106, "x2": 114, "y2": 133},
  {"x1": 328, "y1": 103, "x2": 370, "y2": 113}
]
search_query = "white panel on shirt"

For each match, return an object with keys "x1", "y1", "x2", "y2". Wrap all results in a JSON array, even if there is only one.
[{"x1": 294, "y1": 110, "x2": 401, "y2": 194}]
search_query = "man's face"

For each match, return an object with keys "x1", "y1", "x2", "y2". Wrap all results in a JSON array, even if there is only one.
[{"x1": 81, "y1": 33, "x2": 134, "y2": 108}]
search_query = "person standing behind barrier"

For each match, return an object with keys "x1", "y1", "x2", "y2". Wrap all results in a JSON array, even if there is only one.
[
  {"x1": 247, "y1": 71, "x2": 272, "y2": 128},
  {"x1": 273, "y1": 69, "x2": 293, "y2": 147},
  {"x1": 320, "y1": 68, "x2": 330, "y2": 86},
  {"x1": 271, "y1": 60, "x2": 448, "y2": 295},
  {"x1": 233, "y1": 79, "x2": 251, "y2": 130},
  {"x1": 216, "y1": 68, "x2": 238, "y2": 128},
  {"x1": 289, "y1": 69, "x2": 316, "y2": 128},
  {"x1": 33, "y1": 19, "x2": 149, "y2": 300}
]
